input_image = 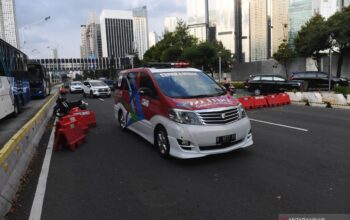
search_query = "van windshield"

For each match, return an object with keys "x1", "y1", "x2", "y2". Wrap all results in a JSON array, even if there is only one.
[{"x1": 153, "y1": 71, "x2": 226, "y2": 99}]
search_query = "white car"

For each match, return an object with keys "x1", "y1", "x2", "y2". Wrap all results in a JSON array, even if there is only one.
[
  {"x1": 69, "y1": 81, "x2": 83, "y2": 93},
  {"x1": 82, "y1": 80, "x2": 111, "y2": 98}
]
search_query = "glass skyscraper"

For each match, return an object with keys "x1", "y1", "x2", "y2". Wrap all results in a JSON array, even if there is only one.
[{"x1": 288, "y1": 0, "x2": 313, "y2": 45}]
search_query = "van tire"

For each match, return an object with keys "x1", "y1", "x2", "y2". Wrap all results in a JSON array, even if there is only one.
[
  {"x1": 154, "y1": 127, "x2": 170, "y2": 159},
  {"x1": 11, "y1": 98, "x2": 20, "y2": 117},
  {"x1": 254, "y1": 89, "x2": 261, "y2": 96},
  {"x1": 118, "y1": 110, "x2": 127, "y2": 131}
]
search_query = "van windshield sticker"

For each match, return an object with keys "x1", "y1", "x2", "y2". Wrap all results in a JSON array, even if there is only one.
[{"x1": 159, "y1": 72, "x2": 197, "y2": 77}]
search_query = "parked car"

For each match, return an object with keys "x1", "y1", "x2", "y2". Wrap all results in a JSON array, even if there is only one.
[
  {"x1": 82, "y1": 80, "x2": 111, "y2": 98},
  {"x1": 245, "y1": 74, "x2": 302, "y2": 95},
  {"x1": 69, "y1": 81, "x2": 83, "y2": 93},
  {"x1": 289, "y1": 71, "x2": 348, "y2": 90},
  {"x1": 114, "y1": 63, "x2": 253, "y2": 159}
]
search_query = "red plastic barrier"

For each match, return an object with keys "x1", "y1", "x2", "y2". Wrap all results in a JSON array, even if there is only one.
[
  {"x1": 252, "y1": 96, "x2": 268, "y2": 108},
  {"x1": 266, "y1": 94, "x2": 281, "y2": 107},
  {"x1": 54, "y1": 116, "x2": 86, "y2": 151},
  {"x1": 69, "y1": 108, "x2": 97, "y2": 128},
  {"x1": 277, "y1": 93, "x2": 291, "y2": 105},
  {"x1": 238, "y1": 96, "x2": 254, "y2": 110}
]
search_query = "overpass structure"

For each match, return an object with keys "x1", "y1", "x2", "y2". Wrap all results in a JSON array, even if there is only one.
[{"x1": 29, "y1": 57, "x2": 131, "y2": 72}]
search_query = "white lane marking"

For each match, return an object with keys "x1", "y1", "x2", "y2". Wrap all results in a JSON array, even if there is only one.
[
  {"x1": 29, "y1": 119, "x2": 56, "y2": 220},
  {"x1": 99, "y1": 98, "x2": 104, "y2": 101},
  {"x1": 250, "y1": 118, "x2": 308, "y2": 132}
]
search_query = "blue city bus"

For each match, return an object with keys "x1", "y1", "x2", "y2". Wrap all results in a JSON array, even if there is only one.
[
  {"x1": 27, "y1": 61, "x2": 51, "y2": 98},
  {"x1": 0, "y1": 38, "x2": 31, "y2": 119}
]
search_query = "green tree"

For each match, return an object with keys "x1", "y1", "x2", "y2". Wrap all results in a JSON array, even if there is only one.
[
  {"x1": 143, "y1": 20, "x2": 197, "y2": 62},
  {"x1": 327, "y1": 6, "x2": 350, "y2": 77},
  {"x1": 294, "y1": 14, "x2": 330, "y2": 71},
  {"x1": 273, "y1": 40, "x2": 297, "y2": 77}
]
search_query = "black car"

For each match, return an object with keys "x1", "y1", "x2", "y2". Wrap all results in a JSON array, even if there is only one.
[
  {"x1": 289, "y1": 71, "x2": 348, "y2": 90},
  {"x1": 245, "y1": 75, "x2": 302, "y2": 96}
]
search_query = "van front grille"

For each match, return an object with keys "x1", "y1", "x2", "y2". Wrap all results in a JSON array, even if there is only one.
[{"x1": 197, "y1": 107, "x2": 239, "y2": 125}]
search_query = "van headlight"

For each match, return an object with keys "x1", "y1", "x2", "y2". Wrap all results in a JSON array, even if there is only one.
[
  {"x1": 238, "y1": 104, "x2": 246, "y2": 119},
  {"x1": 168, "y1": 109, "x2": 202, "y2": 125}
]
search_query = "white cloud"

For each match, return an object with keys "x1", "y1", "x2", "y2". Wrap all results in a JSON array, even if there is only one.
[{"x1": 16, "y1": 0, "x2": 186, "y2": 59}]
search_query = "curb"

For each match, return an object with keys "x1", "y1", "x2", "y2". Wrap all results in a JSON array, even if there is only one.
[{"x1": 0, "y1": 92, "x2": 58, "y2": 217}]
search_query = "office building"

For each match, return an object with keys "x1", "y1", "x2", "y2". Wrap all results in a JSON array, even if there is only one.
[
  {"x1": 80, "y1": 13, "x2": 102, "y2": 58},
  {"x1": 187, "y1": 0, "x2": 207, "y2": 42},
  {"x1": 241, "y1": 0, "x2": 251, "y2": 62},
  {"x1": 213, "y1": 0, "x2": 235, "y2": 52},
  {"x1": 0, "y1": 0, "x2": 18, "y2": 48},
  {"x1": 80, "y1": 25, "x2": 88, "y2": 58},
  {"x1": 100, "y1": 10, "x2": 134, "y2": 58},
  {"x1": 133, "y1": 6, "x2": 148, "y2": 60},
  {"x1": 149, "y1": 31, "x2": 158, "y2": 48},
  {"x1": 288, "y1": 0, "x2": 313, "y2": 45},
  {"x1": 164, "y1": 17, "x2": 178, "y2": 33},
  {"x1": 288, "y1": 0, "x2": 350, "y2": 46},
  {"x1": 271, "y1": 0, "x2": 289, "y2": 54},
  {"x1": 250, "y1": 0, "x2": 268, "y2": 61}
]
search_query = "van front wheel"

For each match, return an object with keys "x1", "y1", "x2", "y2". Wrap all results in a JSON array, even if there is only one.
[{"x1": 154, "y1": 127, "x2": 170, "y2": 158}]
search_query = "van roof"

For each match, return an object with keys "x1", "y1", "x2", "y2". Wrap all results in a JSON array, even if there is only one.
[{"x1": 148, "y1": 67, "x2": 200, "y2": 74}]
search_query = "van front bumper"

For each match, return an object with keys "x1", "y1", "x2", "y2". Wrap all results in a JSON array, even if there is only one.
[{"x1": 165, "y1": 117, "x2": 253, "y2": 159}]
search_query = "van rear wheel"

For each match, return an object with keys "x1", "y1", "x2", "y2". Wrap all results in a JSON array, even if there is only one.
[{"x1": 154, "y1": 127, "x2": 170, "y2": 158}]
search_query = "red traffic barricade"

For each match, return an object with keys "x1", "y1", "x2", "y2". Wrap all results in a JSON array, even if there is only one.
[
  {"x1": 277, "y1": 93, "x2": 291, "y2": 105},
  {"x1": 54, "y1": 115, "x2": 86, "y2": 151},
  {"x1": 266, "y1": 94, "x2": 281, "y2": 107},
  {"x1": 69, "y1": 108, "x2": 97, "y2": 129},
  {"x1": 238, "y1": 96, "x2": 254, "y2": 110},
  {"x1": 252, "y1": 96, "x2": 268, "y2": 108}
]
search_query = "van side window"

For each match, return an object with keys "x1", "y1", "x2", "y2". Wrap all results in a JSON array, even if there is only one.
[
  {"x1": 140, "y1": 72, "x2": 158, "y2": 98},
  {"x1": 126, "y1": 72, "x2": 138, "y2": 92}
]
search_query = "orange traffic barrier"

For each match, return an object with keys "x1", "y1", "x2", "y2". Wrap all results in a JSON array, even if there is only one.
[
  {"x1": 252, "y1": 96, "x2": 268, "y2": 108},
  {"x1": 238, "y1": 96, "x2": 254, "y2": 110},
  {"x1": 54, "y1": 115, "x2": 86, "y2": 151}
]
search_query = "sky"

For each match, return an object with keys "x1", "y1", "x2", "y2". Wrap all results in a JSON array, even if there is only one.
[{"x1": 16, "y1": 0, "x2": 187, "y2": 59}]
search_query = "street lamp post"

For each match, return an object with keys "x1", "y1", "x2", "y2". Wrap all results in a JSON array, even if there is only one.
[
  {"x1": 219, "y1": 56, "x2": 222, "y2": 82},
  {"x1": 329, "y1": 48, "x2": 332, "y2": 91},
  {"x1": 328, "y1": 35, "x2": 337, "y2": 91},
  {"x1": 19, "y1": 16, "x2": 51, "y2": 50}
]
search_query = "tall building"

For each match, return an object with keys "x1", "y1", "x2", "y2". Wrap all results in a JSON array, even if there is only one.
[
  {"x1": 80, "y1": 25, "x2": 88, "y2": 58},
  {"x1": 241, "y1": 0, "x2": 251, "y2": 62},
  {"x1": 288, "y1": 0, "x2": 313, "y2": 45},
  {"x1": 149, "y1": 31, "x2": 158, "y2": 48},
  {"x1": 100, "y1": 10, "x2": 134, "y2": 58},
  {"x1": 0, "y1": 0, "x2": 18, "y2": 48},
  {"x1": 80, "y1": 13, "x2": 102, "y2": 58},
  {"x1": 213, "y1": 0, "x2": 235, "y2": 53},
  {"x1": 133, "y1": 6, "x2": 149, "y2": 60},
  {"x1": 271, "y1": 0, "x2": 289, "y2": 54},
  {"x1": 187, "y1": 0, "x2": 207, "y2": 42},
  {"x1": 164, "y1": 17, "x2": 178, "y2": 33},
  {"x1": 250, "y1": 0, "x2": 268, "y2": 61},
  {"x1": 288, "y1": 0, "x2": 350, "y2": 46}
]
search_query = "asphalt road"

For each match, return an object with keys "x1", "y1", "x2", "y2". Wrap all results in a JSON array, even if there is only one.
[
  {"x1": 11, "y1": 93, "x2": 350, "y2": 220},
  {"x1": 0, "y1": 87, "x2": 58, "y2": 149}
]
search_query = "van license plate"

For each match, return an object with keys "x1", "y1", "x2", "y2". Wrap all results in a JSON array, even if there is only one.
[{"x1": 216, "y1": 134, "x2": 236, "y2": 144}]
